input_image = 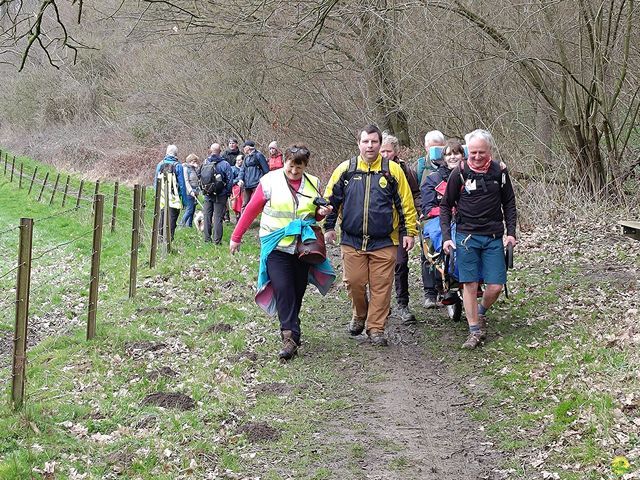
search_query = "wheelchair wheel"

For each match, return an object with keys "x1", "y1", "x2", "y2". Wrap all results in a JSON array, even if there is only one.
[{"x1": 447, "y1": 300, "x2": 463, "y2": 322}]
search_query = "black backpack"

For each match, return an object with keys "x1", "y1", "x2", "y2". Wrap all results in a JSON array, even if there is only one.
[{"x1": 199, "y1": 160, "x2": 226, "y2": 196}]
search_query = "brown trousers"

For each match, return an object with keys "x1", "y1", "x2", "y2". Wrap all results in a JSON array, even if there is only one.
[{"x1": 341, "y1": 244, "x2": 397, "y2": 334}]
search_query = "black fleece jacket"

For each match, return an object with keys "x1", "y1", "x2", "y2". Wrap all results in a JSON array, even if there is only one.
[{"x1": 439, "y1": 161, "x2": 517, "y2": 242}]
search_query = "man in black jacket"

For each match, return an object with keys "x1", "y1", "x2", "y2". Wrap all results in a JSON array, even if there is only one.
[{"x1": 440, "y1": 129, "x2": 517, "y2": 350}]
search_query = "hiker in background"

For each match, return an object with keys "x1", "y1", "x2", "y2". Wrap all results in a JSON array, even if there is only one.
[
  {"x1": 416, "y1": 130, "x2": 447, "y2": 309},
  {"x1": 380, "y1": 133, "x2": 421, "y2": 325},
  {"x1": 324, "y1": 124, "x2": 418, "y2": 347},
  {"x1": 230, "y1": 144, "x2": 336, "y2": 361},
  {"x1": 420, "y1": 138, "x2": 465, "y2": 305},
  {"x1": 222, "y1": 138, "x2": 241, "y2": 164},
  {"x1": 201, "y1": 143, "x2": 233, "y2": 244},
  {"x1": 440, "y1": 129, "x2": 517, "y2": 350},
  {"x1": 267, "y1": 141, "x2": 284, "y2": 170},
  {"x1": 154, "y1": 144, "x2": 187, "y2": 241},
  {"x1": 229, "y1": 154, "x2": 244, "y2": 223},
  {"x1": 237, "y1": 140, "x2": 269, "y2": 210},
  {"x1": 179, "y1": 153, "x2": 201, "y2": 228}
]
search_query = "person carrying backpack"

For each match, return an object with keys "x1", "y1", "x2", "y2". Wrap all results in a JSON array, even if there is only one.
[
  {"x1": 324, "y1": 124, "x2": 418, "y2": 347},
  {"x1": 440, "y1": 129, "x2": 517, "y2": 350},
  {"x1": 200, "y1": 143, "x2": 233, "y2": 244},
  {"x1": 237, "y1": 140, "x2": 269, "y2": 209},
  {"x1": 154, "y1": 144, "x2": 188, "y2": 241},
  {"x1": 179, "y1": 153, "x2": 201, "y2": 228}
]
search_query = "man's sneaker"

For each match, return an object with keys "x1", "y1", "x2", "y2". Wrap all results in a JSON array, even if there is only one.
[
  {"x1": 369, "y1": 332, "x2": 388, "y2": 347},
  {"x1": 278, "y1": 330, "x2": 298, "y2": 360},
  {"x1": 348, "y1": 317, "x2": 365, "y2": 336},
  {"x1": 462, "y1": 331, "x2": 483, "y2": 350},
  {"x1": 396, "y1": 305, "x2": 416, "y2": 325},
  {"x1": 424, "y1": 296, "x2": 438, "y2": 309}
]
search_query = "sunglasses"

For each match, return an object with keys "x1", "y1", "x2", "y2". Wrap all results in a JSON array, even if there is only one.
[{"x1": 289, "y1": 147, "x2": 310, "y2": 155}]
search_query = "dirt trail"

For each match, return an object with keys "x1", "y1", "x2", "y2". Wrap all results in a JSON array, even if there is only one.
[{"x1": 322, "y1": 313, "x2": 503, "y2": 480}]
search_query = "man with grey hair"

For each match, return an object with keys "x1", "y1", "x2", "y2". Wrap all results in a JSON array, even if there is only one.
[
  {"x1": 238, "y1": 140, "x2": 269, "y2": 209},
  {"x1": 154, "y1": 144, "x2": 187, "y2": 241},
  {"x1": 415, "y1": 130, "x2": 447, "y2": 308},
  {"x1": 380, "y1": 133, "x2": 420, "y2": 324},
  {"x1": 201, "y1": 143, "x2": 233, "y2": 244},
  {"x1": 440, "y1": 129, "x2": 517, "y2": 349}
]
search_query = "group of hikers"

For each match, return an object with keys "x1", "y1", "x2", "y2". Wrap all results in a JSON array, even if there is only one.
[
  {"x1": 154, "y1": 138, "x2": 284, "y2": 244},
  {"x1": 154, "y1": 124, "x2": 517, "y2": 360}
]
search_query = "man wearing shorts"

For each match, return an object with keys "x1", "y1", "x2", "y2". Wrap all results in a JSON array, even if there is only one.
[{"x1": 440, "y1": 129, "x2": 517, "y2": 349}]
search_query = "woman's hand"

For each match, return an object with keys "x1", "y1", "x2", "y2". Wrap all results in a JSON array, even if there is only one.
[
  {"x1": 229, "y1": 240, "x2": 241, "y2": 254},
  {"x1": 317, "y1": 205, "x2": 333, "y2": 217}
]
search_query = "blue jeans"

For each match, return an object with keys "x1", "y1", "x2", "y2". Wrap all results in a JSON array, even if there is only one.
[{"x1": 181, "y1": 196, "x2": 196, "y2": 227}]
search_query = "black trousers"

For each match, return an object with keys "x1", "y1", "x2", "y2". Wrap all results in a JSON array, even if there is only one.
[
  {"x1": 203, "y1": 194, "x2": 228, "y2": 243},
  {"x1": 159, "y1": 207, "x2": 180, "y2": 241},
  {"x1": 266, "y1": 249, "x2": 310, "y2": 344},
  {"x1": 394, "y1": 243, "x2": 409, "y2": 307}
]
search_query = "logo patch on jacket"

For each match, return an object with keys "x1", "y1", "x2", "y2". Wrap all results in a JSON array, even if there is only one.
[{"x1": 379, "y1": 177, "x2": 388, "y2": 189}]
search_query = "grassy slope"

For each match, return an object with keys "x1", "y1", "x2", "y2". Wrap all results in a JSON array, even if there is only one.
[{"x1": 0, "y1": 152, "x2": 639, "y2": 479}]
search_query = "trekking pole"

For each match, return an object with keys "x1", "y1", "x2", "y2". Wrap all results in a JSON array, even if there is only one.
[{"x1": 504, "y1": 243, "x2": 514, "y2": 298}]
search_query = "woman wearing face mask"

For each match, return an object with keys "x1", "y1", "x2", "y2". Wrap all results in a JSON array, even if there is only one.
[{"x1": 229, "y1": 144, "x2": 336, "y2": 361}]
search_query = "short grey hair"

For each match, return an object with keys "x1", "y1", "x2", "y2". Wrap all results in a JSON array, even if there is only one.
[
  {"x1": 166, "y1": 144, "x2": 178, "y2": 157},
  {"x1": 210, "y1": 143, "x2": 221, "y2": 155},
  {"x1": 381, "y1": 132, "x2": 400, "y2": 154},
  {"x1": 424, "y1": 130, "x2": 445, "y2": 146},
  {"x1": 465, "y1": 129, "x2": 495, "y2": 150}
]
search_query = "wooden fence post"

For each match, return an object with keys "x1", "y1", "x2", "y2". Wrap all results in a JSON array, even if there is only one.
[
  {"x1": 129, "y1": 185, "x2": 142, "y2": 298},
  {"x1": 12, "y1": 218, "x2": 33, "y2": 409},
  {"x1": 61, "y1": 175, "x2": 70, "y2": 207},
  {"x1": 28, "y1": 167, "x2": 38, "y2": 195},
  {"x1": 163, "y1": 173, "x2": 171, "y2": 254},
  {"x1": 3, "y1": 151, "x2": 7, "y2": 175},
  {"x1": 37, "y1": 172, "x2": 49, "y2": 202},
  {"x1": 76, "y1": 180, "x2": 84, "y2": 209},
  {"x1": 110, "y1": 182, "x2": 119, "y2": 233},
  {"x1": 49, "y1": 173, "x2": 61, "y2": 205},
  {"x1": 10, "y1": 156, "x2": 15, "y2": 182},
  {"x1": 139, "y1": 186, "x2": 147, "y2": 243},
  {"x1": 18, "y1": 163, "x2": 23, "y2": 189},
  {"x1": 87, "y1": 194, "x2": 104, "y2": 340},
  {"x1": 149, "y1": 178, "x2": 161, "y2": 268}
]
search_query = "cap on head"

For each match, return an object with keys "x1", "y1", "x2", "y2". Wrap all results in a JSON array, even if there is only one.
[
  {"x1": 268, "y1": 141, "x2": 278, "y2": 149},
  {"x1": 243, "y1": 140, "x2": 255, "y2": 148}
]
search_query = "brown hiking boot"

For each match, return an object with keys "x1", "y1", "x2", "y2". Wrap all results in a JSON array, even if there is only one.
[
  {"x1": 348, "y1": 317, "x2": 365, "y2": 336},
  {"x1": 478, "y1": 315, "x2": 488, "y2": 340},
  {"x1": 462, "y1": 331, "x2": 483, "y2": 350},
  {"x1": 369, "y1": 331, "x2": 388, "y2": 347},
  {"x1": 278, "y1": 330, "x2": 298, "y2": 360}
]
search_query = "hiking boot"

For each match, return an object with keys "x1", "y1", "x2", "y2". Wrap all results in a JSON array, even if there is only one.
[
  {"x1": 395, "y1": 305, "x2": 416, "y2": 325},
  {"x1": 348, "y1": 317, "x2": 365, "y2": 336},
  {"x1": 478, "y1": 314, "x2": 488, "y2": 340},
  {"x1": 369, "y1": 332, "x2": 388, "y2": 347},
  {"x1": 462, "y1": 331, "x2": 483, "y2": 350},
  {"x1": 278, "y1": 330, "x2": 298, "y2": 360},
  {"x1": 424, "y1": 296, "x2": 438, "y2": 309}
]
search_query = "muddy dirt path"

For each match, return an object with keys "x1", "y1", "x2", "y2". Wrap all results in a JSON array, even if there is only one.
[{"x1": 322, "y1": 312, "x2": 504, "y2": 480}]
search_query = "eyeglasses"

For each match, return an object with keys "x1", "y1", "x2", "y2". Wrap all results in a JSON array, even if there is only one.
[{"x1": 289, "y1": 147, "x2": 310, "y2": 155}]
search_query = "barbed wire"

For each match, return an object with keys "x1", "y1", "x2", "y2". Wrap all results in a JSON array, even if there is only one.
[
  {"x1": 0, "y1": 224, "x2": 22, "y2": 238},
  {"x1": 31, "y1": 228, "x2": 96, "y2": 261},
  {"x1": 0, "y1": 263, "x2": 22, "y2": 282}
]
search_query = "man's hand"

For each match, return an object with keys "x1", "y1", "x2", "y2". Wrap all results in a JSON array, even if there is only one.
[
  {"x1": 443, "y1": 239, "x2": 455, "y2": 255},
  {"x1": 504, "y1": 235, "x2": 516, "y2": 247},
  {"x1": 403, "y1": 235, "x2": 415, "y2": 252},
  {"x1": 229, "y1": 240, "x2": 241, "y2": 254},
  {"x1": 317, "y1": 205, "x2": 333, "y2": 217},
  {"x1": 324, "y1": 230, "x2": 337, "y2": 245}
]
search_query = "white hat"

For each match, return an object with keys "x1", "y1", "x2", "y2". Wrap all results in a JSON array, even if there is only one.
[{"x1": 268, "y1": 141, "x2": 278, "y2": 149}]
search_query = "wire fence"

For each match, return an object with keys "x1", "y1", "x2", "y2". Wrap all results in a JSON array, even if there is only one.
[{"x1": 0, "y1": 147, "x2": 168, "y2": 411}]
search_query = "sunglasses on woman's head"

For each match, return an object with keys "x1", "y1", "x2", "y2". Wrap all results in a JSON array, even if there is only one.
[{"x1": 289, "y1": 147, "x2": 310, "y2": 155}]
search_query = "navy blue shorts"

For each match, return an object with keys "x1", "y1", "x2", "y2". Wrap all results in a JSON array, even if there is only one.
[{"x1": 455, "y1": 233, "x2": 506, "y2": 284}]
